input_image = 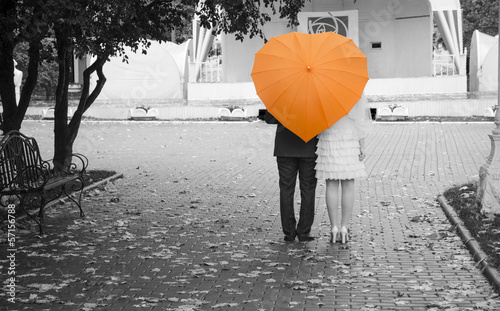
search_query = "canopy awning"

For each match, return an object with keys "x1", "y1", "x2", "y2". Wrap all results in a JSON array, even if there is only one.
[
  {"x1": 428, "y1": 0, "x2": 461, "y2": 11},
  {"x1": 429, "y1": 0, "x2": 463, "y2": 73}
]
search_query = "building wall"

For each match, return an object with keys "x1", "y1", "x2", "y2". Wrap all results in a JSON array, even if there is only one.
[
  {"x1": 222, "y1": 0, "x2": 433, "y2": 82},
  {"x1": 222, "y1": 21, "x2": 290, "y2": 83}
]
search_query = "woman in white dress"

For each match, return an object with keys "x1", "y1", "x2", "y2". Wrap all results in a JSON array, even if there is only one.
[{"x1": 315, "y1": 95, "x2": 371, "y2": 244}]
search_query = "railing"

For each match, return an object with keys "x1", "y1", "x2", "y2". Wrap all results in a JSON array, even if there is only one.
[
  {"x1": 433, "y1": 52, "x2": 456, "y2": 76},
  {"x1": 198, "y1": 56, "x2": 223, "y2": 83}
]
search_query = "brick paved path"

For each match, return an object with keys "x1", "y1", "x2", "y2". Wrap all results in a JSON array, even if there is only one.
[{"x1": 2, "y1": 121, "x2": 500, "y2": 310}]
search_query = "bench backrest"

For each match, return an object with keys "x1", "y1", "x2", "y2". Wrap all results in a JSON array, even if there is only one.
[{"x1": 0, "y1": 131, "x2": 49, "y2": 192}]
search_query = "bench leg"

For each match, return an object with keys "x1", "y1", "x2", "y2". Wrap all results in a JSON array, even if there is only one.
[
  {"x1": 21, "y1": 193, "x2": 44, "y2": 235},
  {"x1": 39, "y1": 192, "x2": 47, "y2": 219},
  {"x1": 41, "y1": 176, "x2": 86, "y2": 218},
  {"x1": 62, "y1": 177, "x2": 85, "y2": 217}
]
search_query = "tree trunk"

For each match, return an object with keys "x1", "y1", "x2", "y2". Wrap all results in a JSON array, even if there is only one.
[
  {"x1": 53, "y1": 28, "x2": 73, "y2": 173},
  {"x1": 12, "y1": 38, "x2": 42, "y2": 128},
  {"x1": 0, "y1": 0, "x2": 18, "y2": 133},
  {"x1": 0, "y1": 45, "x2": 17, "y2": 133},
  {"x1": 69, "y1": 56, "x2": 107, "y2": 134},
  {"x1": 1, "y1": 0, "x2": 44, "y2": 134},
  {"x1": 52, "y1": 28, "x2": 108, "y2": 173}
]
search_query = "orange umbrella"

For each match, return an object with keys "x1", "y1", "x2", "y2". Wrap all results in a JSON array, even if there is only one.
[{"x1": 251, "y1": 31, "x2": 369, "y2": 142}]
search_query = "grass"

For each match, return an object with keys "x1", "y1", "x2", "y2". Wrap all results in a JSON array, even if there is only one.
[{"x1": 442, "y1": 182, "x2": 500, "y2": 271}]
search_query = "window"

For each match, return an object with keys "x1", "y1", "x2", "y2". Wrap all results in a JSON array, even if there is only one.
[{"x1": 371, "y1": 42, "x2": 382, "y2": 50}]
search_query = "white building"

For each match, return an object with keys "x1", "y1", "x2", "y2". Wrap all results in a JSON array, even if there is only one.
[{"x1": 189, "y1": 0, "x2": 467, "y2": 100}]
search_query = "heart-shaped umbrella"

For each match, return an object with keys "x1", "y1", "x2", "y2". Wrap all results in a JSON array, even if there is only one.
[{"x1": 251, "y1": 31, "x2": 369, "y2": 142}]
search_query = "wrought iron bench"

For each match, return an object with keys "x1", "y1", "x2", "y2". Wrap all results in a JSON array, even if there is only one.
[{"x1": 0, "y1": 130, "x2": 88, "y2": 234}]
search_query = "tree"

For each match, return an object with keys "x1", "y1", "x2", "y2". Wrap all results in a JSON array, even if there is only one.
[
  {"x1": 0, "y1": 0, "x2": 309, "y2": 171},
  {"x1": 461, "y1": 0, "x2": 499, "y2": 47},
  {"x1": 0, "y1": 0, "x2": 48, "y2": 132},
  {"x1": 44, "y1": 0, "x2": 194, "y2": 171}
]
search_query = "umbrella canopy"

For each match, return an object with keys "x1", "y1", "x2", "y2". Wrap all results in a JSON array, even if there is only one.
[{"x1": 251, "y1": 31, "x2": 369, "y2": 142}]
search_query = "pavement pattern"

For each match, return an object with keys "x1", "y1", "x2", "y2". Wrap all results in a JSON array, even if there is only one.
[{"x1": 1, "y1": 120, "x2": 500, "y2": 310}]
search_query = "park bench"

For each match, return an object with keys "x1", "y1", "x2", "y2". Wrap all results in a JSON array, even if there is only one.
[{"x1": 0, "y1": 130, "x2": 88, "y2": 234}]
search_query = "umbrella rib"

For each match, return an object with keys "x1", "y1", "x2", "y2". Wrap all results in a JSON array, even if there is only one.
[
  {"x1": 310, "y1": 33, "x2": 341, "y2": 65},
  {"x1": 309, "y1": 74, "x2": 330, "y2": 127},
  {"x1": 316, "y1": 68, "x2": 368, "y2": 79},
  {"x1": 251, "y1": 65, "x2": 304, "y2": 75},
  {"x1": 318, "y1": 72, "x2": 366, "y2": 93},
  {"x1": 315, "y1": 70, "x2": 368, "y2": 103},
  {"x1": 280, "y1": 73, "x2": 307, "y2": 126},
  {"x1": 315, "y1": 56, "x2": 367, "y2": 68},
  {"x1": 315, "y1": 77, "x2": 352, "y2": 118},
  {"x1": 267, "y1": 36, "x2": 309, "y2": 66},
  {"x1": 255, "y1": 52, "x2": 307, "y2": 67},
  {"x1": 314, "y1": 40, "x2": 355, "y2": 65},
  {"x1": 254, "y1": 71, "x2": 305, "y2": 96},
  {"x1": 317, "y1": 65, "x2": 368, "y2": 77}
]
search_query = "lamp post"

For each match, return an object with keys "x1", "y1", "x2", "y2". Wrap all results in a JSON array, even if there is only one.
[{"x1": 477, "y1": 1, "x2": 500, "y2": 215}]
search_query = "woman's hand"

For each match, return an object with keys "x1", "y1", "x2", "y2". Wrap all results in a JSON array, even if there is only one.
[
  {"x1": 359, "y1": 138, "x2": 366, "y2": 161},
  {"x1": 359, "y1": 152, "x2": 365, "y2": 161}
]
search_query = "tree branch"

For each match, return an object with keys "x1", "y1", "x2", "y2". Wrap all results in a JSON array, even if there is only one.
[
  {"x1": 69, "y1": 56, "x2": 107, "y2": 138},
  {"x1": 84, "y1": 58, "x2": 107, "y2": 113}
]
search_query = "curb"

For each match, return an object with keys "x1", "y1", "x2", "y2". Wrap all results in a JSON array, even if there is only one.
[
  {"x1": 44, "y1": 172, "x2": 125, "y2": 210},
  {"x1": 15, "y1": 172, "x2": 124, "y2": 231},
  {"x1": 81, "y1": 172, "x2": 124, "y2": 194},
  {"x1": 437, "y1": 194, "x2": 500, "y2": 294}
]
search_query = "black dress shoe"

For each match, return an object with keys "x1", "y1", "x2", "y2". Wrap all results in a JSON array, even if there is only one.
[
  {"x1": 298, "y1": 235, "x2": 316, "y2": 242},
  {"x1": 284, "y1": 235, "x2": 296, "y2": 242}
]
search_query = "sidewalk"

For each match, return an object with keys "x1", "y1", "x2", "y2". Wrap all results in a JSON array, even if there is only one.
[{"x1": 1, "y1": 120, "x2": 500, "y2": 310}]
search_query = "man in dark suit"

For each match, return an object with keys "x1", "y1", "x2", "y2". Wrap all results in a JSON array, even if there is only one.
[{"x1": 265, "y1": 111, "x2": 318, "y2": 242}]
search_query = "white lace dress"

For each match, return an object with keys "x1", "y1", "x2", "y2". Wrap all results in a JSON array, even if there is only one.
[{"x1": 315, "y1": 96, "x2": 371, "y2": 180}]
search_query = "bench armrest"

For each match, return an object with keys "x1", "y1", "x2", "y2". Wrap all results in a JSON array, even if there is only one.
[{"x1": 46, "y1": 153, "x2": 89, "y2": 177}]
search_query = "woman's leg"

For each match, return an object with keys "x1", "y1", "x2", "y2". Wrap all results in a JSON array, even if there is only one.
[
  {"x1": 340, "y1": 179, "x2": 355, "y2": 228},
  {"x1": 325, "y1": 179, "x2": 340, "y2": 228}
]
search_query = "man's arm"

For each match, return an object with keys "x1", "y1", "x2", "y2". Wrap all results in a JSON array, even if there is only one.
[{"x1": 264, "y1": 110, "x2": 278, "y2": 124}]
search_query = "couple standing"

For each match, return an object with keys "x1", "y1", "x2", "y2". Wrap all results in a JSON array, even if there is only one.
[{"x1": 265, "y1": 96, "x2": 371, "y2": 243}]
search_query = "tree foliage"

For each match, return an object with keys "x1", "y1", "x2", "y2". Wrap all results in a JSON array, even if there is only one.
[
  {"x1": 462, "y1": 0, "x2": 499, "y2": 47},
  {"x1": 14, "y1": 41, "x2": 58, "y2": 100},
  {"x1": 197, "y1": 0, "x2": 306, "y2": 41}
]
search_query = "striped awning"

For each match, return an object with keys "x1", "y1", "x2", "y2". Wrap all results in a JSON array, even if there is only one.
[{"x1": 428, "y1": 0, "x2": 461, "y2": 12}]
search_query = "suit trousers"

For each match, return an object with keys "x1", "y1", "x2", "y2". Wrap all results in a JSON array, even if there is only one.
[{"x1": 276, "y1": 156, "x2": 317, "y2": 239}]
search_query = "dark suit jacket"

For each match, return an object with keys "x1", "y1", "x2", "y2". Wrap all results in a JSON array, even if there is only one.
[{"x1": 265, "y1": 111, "x2": 318, "y2": 158}]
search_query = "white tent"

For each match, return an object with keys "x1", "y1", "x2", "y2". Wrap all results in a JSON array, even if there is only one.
[
  {"x1": 95, "y1": 40, "x2": 191, "y2": 101},
  {"x1": 470, "y1": 30, "x2": 498, "y2": 93}
]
